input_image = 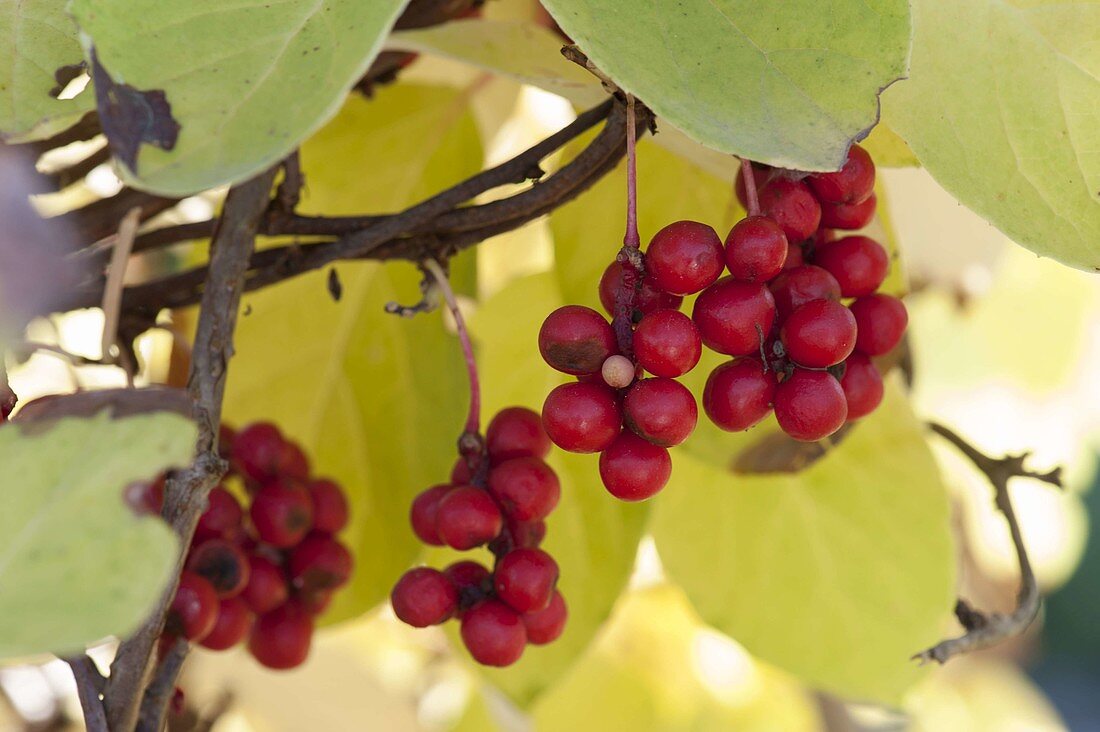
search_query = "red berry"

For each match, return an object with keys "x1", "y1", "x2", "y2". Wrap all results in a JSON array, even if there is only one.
[
  {"x1": 780, "y1": 299, "x2": 857, "y2": 368},
  {"x1": 450, "y1": 458, "x2": 472, "y2": 484},
  {"x1": 724, "y1": 216, "x2": 788, "y2": 282},
  {"x1": 297, "y1": 589, "x2": 335, "y2": 616},
  {"x1": 123, "y1": 476, "x2": 164, "y2": 516},
  {"x1": 391, "y1": 567, "x2": 458, "y2": 627},
  {"x1": 813, "y1": 236, "x2": 888, "y2": 297},
  {"x1": 506, "y1": 518, "x2": 547, "y2": 549},
  {"x1": 599, "y1": 431, "x2": 671, "y2": 501},
  {"x1": 703, "y1": 358, "x2": 776, "y2": 431},
  {"x1": 487, "y1": 457, "x2": 560, "y2": 522},
  {"x1": 623, "y1": 378, "x2": 697, "y2": 447},
  {"x1": 820, "y1": 193, "x2": 877, "y2": 230},
  {"x1": 774, "y1": 370, "x2": 847, "y2": 442},
  {"x1": 410, "y1": 484, "x2": 451, "y2": 546},
  {"x1": 444, "y1": 560, "x2": 492, "y2": 612},
  {"x1": 808, "y1": 144, "x2": 875, "y2": 204},
  {"x1": 168, "y1": 572, "x2": 219, "y2": 641},
  {"x1": 233, "y1": 422, "x2": 284, "y2": 484},
  {"x1": 249, "y1": 481, "x2": 314, "y2": 548},
  {"x1": 461, "y1": 600, "x2": 527, "y2": 667},
  {"x1": 218, "y1": 424, "x2": 236, "y2": 461},
  {"x1": 289, "y1": 533, "x2": 353, "y2": 592},
  {"x1": 782, "y1": 242, "x2": 805, "y2": 270},
  {"x1": 494, "y1": 548, "x2": 559, "y2": 613},
  {"x1": 276, "y1": 440, "x2": 310, "y2": 483},
  {"x1": 633, "y1": 309, "x2": 702, "y2": 377},
  {"x1": 486, "y1": 407, "x2": 551, "y2": 464},
  {"x1": 541, "y1": 382, "x2": 621, "y2": 453},
  {"x1": 538, "y1": 305, "x2": 617, "y2": 376},
  {"x1": 735, "y1": 164, "x2": 773, "y2": 210},
  {"x1": 307, "y1": 479, "x2": 348, "y2": 535},
  {"x1": 242, "y1": 555, "x2": 288, "y2": 614},
  {"x1": 523, "y1": 590, "x2": 567, "y2": 645},
  {"x1": 645, "y1": 221, "x2": 725, "y2": 295},
  {"x1": 194, "y1": 486, "x2": 243, "y2": 543},
  {"x1": 692, "y1": 277, "x2": 776, "y2": 356},
  {"x1": 187, "y1": 539, "x2": 250, "y2": 598},
  {"x1": 598, "y1": 261, "x2": 682, "y2": 316},
  {"x1": 839, "y1": 353, "x2": 884, "y2": 420},
  {"x1": 248, "y1": 601, "x2": 313, "y2": 670},
  {"x1": 850, "y1": 294, "x2": 908, "y2": 356},
  {"x1": 758, "y1": 178, "x2": 821, "y2": 243},
  {"x1": 200, "y1": 597, "x2": 254, "y2": 651},
  {"x1": 435, "y1": 486, "x2": 503, "y2": 550},
  {"x1": 768, "y1": 265, "x2": 842, "y2": 321}
]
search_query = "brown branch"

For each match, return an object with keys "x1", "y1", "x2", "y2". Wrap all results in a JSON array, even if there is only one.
[
  {"x1": 65, "y1": 655, "x2": 107, "y2": 732},
  {"x1": 102, "y1": 166, "x2": 277, "y2": 731},
  {"x1": 912, "y1": 422, "x2": 1063, "y2": 665},
  {"x1": 55, "y1": 187, "x2": 181, "y2": 246},
  {"x1": 135, "y1": 637, "x2": 188, "y2": 732}
]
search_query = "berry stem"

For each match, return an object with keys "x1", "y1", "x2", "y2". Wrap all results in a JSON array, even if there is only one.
[
  {"x1": 623, "y1": 95, "x2": 640, "y2": 251},
  {"x1": 612, "y1": 95, "x2": 644, "y2": 358},
  {"x1": 423, "y1": 259, "x2": 481, "y2": 437},
  {"x1": 740, "y1": 158, "x2": 761, "y2": 217}
]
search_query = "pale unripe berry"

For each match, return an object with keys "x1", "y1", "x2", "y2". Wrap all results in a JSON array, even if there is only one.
[{"x1": 601, "y1": 355, "x2": 635, "y2": 388}]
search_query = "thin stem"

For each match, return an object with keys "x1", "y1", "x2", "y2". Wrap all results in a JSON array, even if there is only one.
[
  {"x1": 623, "y1": 95, "x2": 640, "y2": 250},
  {"x1": 66, "y1": 655, "x2": 107, "y2": 732},
  {"x1": 423, "y1": 259, "x2": 479, "y2": 436},
  {"x1": 740, "y1": 158, "x2": 761, "y2": 217},
  {"x1": 611, "y1": 95, "x2": 644, "y2": 358}
]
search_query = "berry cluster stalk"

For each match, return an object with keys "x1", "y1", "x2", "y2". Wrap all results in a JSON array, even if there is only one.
[
  {"x1": 612, "y1": 95, "x2": 644, "y2": 357},
  {"x1": 740, "y1": 158, "x2": 761, "y2": 217}
]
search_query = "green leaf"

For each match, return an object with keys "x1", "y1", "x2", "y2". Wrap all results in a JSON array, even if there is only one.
[
  {"x1": 540, "y1": 0, "x2": 911, "y2": 171},
  {"x1": 651, "y1": 382, "x2": 956, "y2": 704},
  {"x1": 222, "y1": 85, "x2": 483, "y2": 623},
  {"x1": 0, "y1": 0, "x2": 94, "y2": 141},
  {"x1": 69, "y1": 0, "x2": 409, "y2": 195},
  {"x1": 883, "y1": 0, "x2": 1100, "y2": 271},
  {"x1": 0, "y1": 412, "x2": 193, "y2": 659}
]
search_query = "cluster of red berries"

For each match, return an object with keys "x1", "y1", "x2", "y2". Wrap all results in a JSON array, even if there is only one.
[
  {"x1": 536, "y1": 144, "x2": 906, "y2": 500},
  {"x1": 390, "y1": 407, "x2": 567, "y2": 667},
  {"x1": 127, "y1": 423, "x2": 352, "y2": 671}
]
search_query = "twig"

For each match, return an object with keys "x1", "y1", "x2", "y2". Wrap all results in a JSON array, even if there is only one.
[
  {"x1": 65, "y1": 655, "x2": 107, "y2": 732},
  {"x1": 273, "y1": 150, "x2": 302, "y2": 213},
  {"x1": 561, "y1": 45, "x2": 622, "y2": 95},
  {"x1": 102, "y1": 166, "x2": 277, "y2": 731},
  {"x1": 134, "y1": 637, "x2": 188, "y2": 732},
  {"x1": 100, "y1": 206, "x2": 141, "y2": 378},
  {"x1": 423, "y1": 259, "x2": 480, "y2": 435},
  {"x1": 912, "y1": 422, "x2": 1063, "y2": 665},
  {"x1": 55, "y1": 187, "x2": 181, "y2": 247}
]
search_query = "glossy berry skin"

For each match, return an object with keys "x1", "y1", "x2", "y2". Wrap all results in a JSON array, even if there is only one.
[
  {"x1": 289, "y1": 533, "x2": 353, "y2": 592},
  {"x1": 633, "y1": 309, "x2": 702, "y2": 377},
  {"x1": 248, "y1": 601, "x2": 314, "y2": 670},
  {"x1": 780, "y1": 299, "x2": 858, "y2": 368},
  {"x1": 623, "y1": 378, "x2": 698, "y2": 447},
  {"x1": 488, "y1": 457, "x2": 561, "y2": 522},
  {"x1": 724, "y1": 216, "x2": 789, "y2": 282},
  {"x1": 774, "y1": 370, "x2": 848, "y2": 442},
  {"x1": 703, "y1": 358, "x2": 776, "y2": 432},
  {"x1": 168, "y1": 572, "x2": 219, "y2": 641},
  {"x1": 444, "y1": 561, "x2": 492, "y2": 612},
  {"x1": 599, "y1": 431, "x2": 672, "y2": 501},
  {"x1": 850, "y1": 294, "x2": 908, "y2": 356},
  {"x1": 538, "y1": 305, "x2": 617, "y2": 376},
  {"x1": 308, "y1": 479, "x2": 348, "y2": 534},
  {"x1": 494, "y1": 548, "x2": 559, "y2": 613},
  {"x1": 839, "y1": 353, "x2": 884, "y2": 420},
  {"x1": 242, "y1": 555, "x2": 288, "y2": 614},
  {"x1": 808, "y1": 145, "x2": 875, "y2": 204},
  {"x1": 200, "y1": 597, "x2": 254, "y2": 651},
  {"x1": 598, "y1": 261, "x2": 682, "y2": 316},
  {"x1": 187, "y1": 539, "x2": 250, "y2": 598},
  {"x1": 250, "y1": 481, "x2": 314, "y2": 548},
  {"x1": 768, "y1": 266, "x2": 842, "y2": 321},
  {"x1": 541, "y1": 382, "x2": 621, "y2": 454},
  {"x1": 435, "y1": 486, "x2": 503, "y2": 550},
  {"x1": 234, "y1": 423, "x2": 309, "y2": 485},
  {"x1": 486, "y1": 407, "x2": 551, "y2": 464},
  {"x1": 692, "y1": 277, "x2": 776, "y2": 356},
  {"x1": 813, "y1": 236, "x2": 889, "y2": 297},
  {"x1": 460, "y1": 600, "x2": 527, "y2": 667},
  {"x1": 523, "y1": 590, "x2": 568, "y2": 645},
  {"x1": 645, "y1": 220, "x2": 725, "y2": 295},
  {"x1": 409, "y1": 484, "x2": 451, "y2": 546},
  {"x1": 820, "y1": 193, "x2": 876, "y2": 230},
  {"x1": 391, "y1": 567, "x2": 458, "y2": 627},
  {"x1": 194, "y1": 486, "x2": 243, "y2": 543},
  {"x1": 758, "y1": 178, "x2": 821, "y2": 243}
]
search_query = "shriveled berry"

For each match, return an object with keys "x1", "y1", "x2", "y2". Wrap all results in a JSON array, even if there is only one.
[
  {"x1": 758, "y1": 178, "x2": 821, "y2": 243},
  {"x1": 623, "y1": 378, "x2": 697, "y2": 447},
  {"x1": 487, "y1": 457, "x2": 560, "y2": 522},
  {"x1": 187, "y1": 539, "x2": 250, "y2": 598},
  {"x1": 248, "y1": 601, "x2": 313, "y2": 670},
  {"x1": 780, "y1": 299, "x2": 857, "y2": 368},
  {"x1": 541, "y1": 381, "x2": 621, "y2": 453},
  {"x1": 601, "y1": 354, "x2": 636, "y2": 388},
  {"x1": 599, "y1": 431, "x2": 671, "y2": 501},
  {"x1": 194, "y1": 486, "x2": 243, "y2": 543},
  {"x1": 444, "y1": 560, "x2": 492, "y2": 611},
  {"x1": 724, "y1": 215, "x2": 788, "y2": 282},
  {"x1": 461, "y1": 600, "x2": 527, "y2": 667},
  {"x1": 435, "y1": 486, "x2": 503, "y2": 550},
  {"x1": 769, "y1": 265, "x2": 842, "y2": 321},
  {"x1": 538, "y1": 305, "x2": 617, "y2": 376},
  {"x1": 495, "y1": 548, "x2": 559, "y2": 613},
  {"x1": 486, "y1": 407, "x2": 551, "y2": 463},
  {"x1": 249, "y1": 481, "x2": 314, "y2": 548},
  {"x1": 703, "y1": 358, "x2": 776, "y2": 431},
  {"x1": 598, "y1": 261, "x2": 682, "y2": 316},
  {"x1": 167, "y1": 572, "x2": 219, "y2": 641},
  {"x1": 409, "y1": 484, "x2": 451, "y2": 546},
  {"x1": 645, "y1": 221, "x2": 725, "y2": 295},
  {"x1": 308, "y1": 479, "x2": 348, "y2": 534},
  {"x1": 242, "y1": 555, "x2": 288, "y2": 614},
  {"x1": 633, "y1": 309, "x2": 701, "y2": 377},
  {"x1": 289, "y1": 533, "x2": 353, "y2": 593},
  {"x1": 839, "y1": 353, "x2": 884, "y2": 420},
  {"x1": 200, "y1": 597, "x2": 254, "y2": 651},
  {"x1": 813, "y1": 236, "x2": 888, "y2": 297},
  {"x1": 692, "y1": 277, "x2": 776, "y2": 356},
  {"x1": 523, "y1": 590, "x2": 567, "y2": 645},
  {"x1": 774, "y1": 370, "x2": 847, "y2": 442},
  {"x1": 808, "y1": 144, "x2": 875, "y2": 204},
  {"x1": 850, "y1": 294, "x2": 908, "y2": 356},
  {"x1": 391, "y1": 567, "x2": 458, "y2": 627},
  {"x1": 820, "y1": 193, "x2": 877, "y2": 230}
]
